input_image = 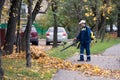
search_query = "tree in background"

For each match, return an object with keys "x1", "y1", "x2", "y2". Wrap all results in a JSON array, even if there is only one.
[
  {"x1": 58, "y1": 0, "x2": 84, "y2": 36},
  {"x1": 23, "y1": 0, "x2": 49, "y2": 67},
  {"x1": 117, "y1": 7, "x2": 120, "y2": 37},
  {"x1": 21, "y1": 0, "x2": 43, "y2": 51},
  {"x1": 39, "y1": 0, "x2": 84, "y2": 38},
  {"x1": 41, "y1": 0, "x2": 116, "y2": 39},
  {"x1": 0, "y1": 0, "x2": 5, "y2": 21},
  {"x1": 115, "y1": 0, "x2": 120, "y2": 37},
  {"x1": 52, "y1": 0, "x2": 58, "y2": 47},
  {"x1": 0, "y1": 0, "x2": 5, "y2": 79},
  {"x1": 16, "y1": 0, "x2": 22, "y2": 53},
  {"x1": 22, "y1": 0, "x2": 49, "y2": 51},
  {"x1": 25, "y1": 0, "x2": 33, "y2": 67}
]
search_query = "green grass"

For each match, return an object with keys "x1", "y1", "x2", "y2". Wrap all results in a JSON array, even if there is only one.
[
  {"x1": 2, "y1": 38, "x2": 120, "y2": 80},
  {"x1": 47, "y1": 38, "x2": 120, "y2": 59},
  {"x1": 47, "y1": 45, "x2": 79, "y2": 59},
  {"x1": 91, "y1": 38, "x2": 120, "y2": 54},
  {"x1": 2, "y1": 58, "x2": 56, "y2": 80}
]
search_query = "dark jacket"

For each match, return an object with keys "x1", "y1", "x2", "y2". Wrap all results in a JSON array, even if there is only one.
[{"x1": 76, "y1": 26, "x2": 91, "y2": 44}]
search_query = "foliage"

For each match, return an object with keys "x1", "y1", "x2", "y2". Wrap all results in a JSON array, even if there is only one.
[
  {"x1": 58, "y1": 0, "x2": 82, "y2": 26},
  {"x1": 38, "y1": 0, "x2": 119, "y2": 38},
  {"x1": 2, "y1": 58, "x2": 56, "y2": 80},
  {"x1": 1, "y1": 0, "x2": 10, "y2": 23},
  {"x1": 1, "y1": 0, "x2": 120, "y2": 79},
  {"x1": 91, "y1": 38, "x2": 120, "y2": 54},
  {"x1": 2, "y1": 46, "x2": 56, "y2": 80},
  {"x1": 2, "y1": 41, "x2": 120, "y2": 79},
  {"x1": 35, "y1": 13, "x2": 53, "y2": 29},
  {"x1": 47, "y1": 45, "x2": 79, "y2": 59}
]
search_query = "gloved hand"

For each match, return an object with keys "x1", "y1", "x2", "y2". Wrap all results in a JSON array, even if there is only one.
[
  {"x1": 73, "y1": 38, "x2": 78, "y2": 43},
  {"x1": 72, "y1": 38, "x2": 77, "y2": 46}
]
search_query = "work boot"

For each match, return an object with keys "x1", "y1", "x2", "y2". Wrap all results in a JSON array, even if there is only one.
[
  {"x1": 77, "y1": 59, "x2": 84, "y2": 62},
  {"x1": 86, "y1": 59, "x2": 91, "y2": 62},
  {"x1": 86, "y1": 57, "x2": 91, "y2": 62}
]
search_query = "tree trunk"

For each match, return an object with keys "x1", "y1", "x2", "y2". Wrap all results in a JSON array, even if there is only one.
[
  {"x1": 95, "y1": 14, "x2": 99, "y2": 38},
  {"x1": 0, "y1": 0, "x2": 5, "y2": 79},
  {"x1": 32, "y1": 0, "x2": 43, "y2": 22},
  {"x1": 21, "y1": 0, "x2": 43, "y2": 51},
  {"x1": 52, "y1": 1, "x2": 58, "y2": 47},
  {"x1": 94, "y1": 0, "x2": 99, "y2": 38},
  {"x1": 100, "y1": 0, "x2": 108, "y2": 42},
  {"x1": 0, "y1": 0, "x2": 5, "y2": 21},
  {"x1": 117, "y1": 8, "x2": 120, "y2": 37},
  {"x1": 4, "y1": 0, "x2": 20, "y2": 54},
  {"x1": 0, "y1": 49, "x2": 4, "y2": 79},
  {"x1": 16, "y1": 0, "x2": 22, "y2": 53},
  {"x1": 98, "y1": 13, "x2": 104, "y2": 36},
  {"x1": 110, "y1": 22, "x2": 113, "y2": 32},
  {"x1": 53, "y1": 11, "x2": 58, "y2": 47},
  {"x1": 97, "y1": 0, "x2": 109, "y2": 39},
  {"x1": 26, "y1": 0, "x2": 33, "y2": 67},
  {"x1": 100, "y1": 16, "x2": 106, "y2": 42}
]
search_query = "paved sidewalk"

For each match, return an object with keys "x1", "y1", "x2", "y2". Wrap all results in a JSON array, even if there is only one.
[{"x1": 52, "y1": 44, "x2": 120, "y2": 80}]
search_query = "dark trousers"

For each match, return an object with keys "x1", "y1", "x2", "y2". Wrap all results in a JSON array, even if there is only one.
[{"x1": 80, "y1": 43, "x2": 91, "y2": 60}]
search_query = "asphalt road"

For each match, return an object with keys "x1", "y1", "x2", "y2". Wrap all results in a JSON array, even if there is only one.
[
  {"x1": 39, "y1": 39, "x2": 46, "y2": 45},
  {"x1": 52, "y1": 44, "x2": 120, "y2": 80},
  {"x1": 38, "y1": 39, "x2": 73, "y2": 46},
  {"x1": 38, "y1": 39, "x2": 73, "y2": 51}
]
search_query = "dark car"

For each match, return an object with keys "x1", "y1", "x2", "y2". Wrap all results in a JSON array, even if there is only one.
[{"x1": 21, "y1": 25, "x2": 39, "y2": 45}]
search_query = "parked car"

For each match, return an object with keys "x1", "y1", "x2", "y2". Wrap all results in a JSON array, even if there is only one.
[
  {"x1": 46, "y1": 27, "x2": 68, "y2": 45},
  {"x1": 106, "y1": 24, "x2": 118, "y2": 32},
  {"x1": 21, "y1": 25, "x2": 38, "y2": 45}
]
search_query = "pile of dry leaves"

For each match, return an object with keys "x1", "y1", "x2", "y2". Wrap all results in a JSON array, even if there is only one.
[{"x1": 2, "y1": 46, "x2": 120, "y2": 79}]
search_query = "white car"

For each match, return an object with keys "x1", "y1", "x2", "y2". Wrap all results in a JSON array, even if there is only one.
[
  {"x1": 106, "y1": 24, "x2": 118, "y2": 32},
  {"x1": 46, "y1": 27, "x2": 68, "y2": 45}
]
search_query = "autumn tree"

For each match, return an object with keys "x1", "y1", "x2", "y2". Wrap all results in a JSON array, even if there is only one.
[
  {"x1": 115, "y1": 0, "x2": 120, "y2": 37},
  {"x1": 21, "y1": 0, "x2": 43, "y2": 51},
  {"x1": 117, "y1": 7, "x2": 120, "y2": 37},
  {"x1": 51, "y1": 0, "x2": 58, "y2": 47},
  {"x1": 0, "y1": 0, "x2": 5, "y2": 21},
  {"x1": 59, "y1": 0, "x2": 84, "y2": 36},
  {"x1": 0, "y1": 50, "x2": 4, "y2": 79},
  {"x1": 16, "y1": 0, "x2": 22, "y2": 53},
  {"x1": 25, "y1": 0, "x2": 33, "y2": 67},
  {"x1": 4, "y1": 0, "x2": 21, "y2": 54}
]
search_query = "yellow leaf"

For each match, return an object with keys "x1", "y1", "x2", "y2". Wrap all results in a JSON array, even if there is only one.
[
  {"x1": 102, "y1": 12, "x2": 105, "y2": 16},
  {"x1": 3, "y1": 75, "x2": 9, "y2": 79},
  {"x1": 17, "y1": 74, "x2": 23, "y2": 77},
  {"x1": 23, "y1": 77, "x2": 27, "y2": 80},
  {"x1": 85, "y1": 13, "x2": 90, "y2": 17},
  {"x1": 93, "y1": 17, "x2": 96, "y2": 21},
  {"x1": 9, "y1": 66, "x2": 13, "y2": 70},
  {"x1": 83, "y1": 0, "x2": 87, "y2": 2},
  {"x1": 106, "y1": 17, "x2": 109, "y2": 19}
]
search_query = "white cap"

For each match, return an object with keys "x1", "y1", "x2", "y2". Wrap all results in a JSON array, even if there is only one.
[{"x1": 79, "y1": 20, "x2": 86, "y2": 24}]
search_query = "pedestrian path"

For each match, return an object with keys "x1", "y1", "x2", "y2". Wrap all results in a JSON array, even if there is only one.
[{"x1": 52, "y1": 44, "x2": 120, "y2": 80}]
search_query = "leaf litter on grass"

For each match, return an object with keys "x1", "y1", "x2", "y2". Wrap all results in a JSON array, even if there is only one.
[{"x1": 2, "y1": 45, "x2": 120, "y2": 79}]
